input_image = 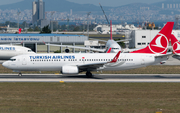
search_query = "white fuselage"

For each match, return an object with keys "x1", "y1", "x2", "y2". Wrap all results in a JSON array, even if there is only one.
[
  {"x1": 2, "y1": 53, "x2": 168, "y2": 72},
  {"x1": 0, "y1": 45, "x2": 35, "y2": 60},
  {"x1": 105, "y1": 40, "x2": 121, "y2": 53}
]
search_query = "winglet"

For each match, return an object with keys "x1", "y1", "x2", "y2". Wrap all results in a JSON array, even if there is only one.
[
  {"x1": 110, "y1": 51, "x2": 121, "y2": 63},
  {"x1": 106, "y1": 48, "x2": 112, "y2": 53},
  {"x1": 42, "y1": 41, "x2": 46, "y2": 45}
]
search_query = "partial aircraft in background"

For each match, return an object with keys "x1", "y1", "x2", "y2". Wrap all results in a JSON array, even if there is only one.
[
  {"x1": 46, "y1": 21, "x2": 128, "y2": 53},
  {"x1": 2, "y1": 22, "x2": 174, "y2": 77},
  {"x1": 170, "y1": 33, "x2": 180, "y2": 56},
  {"x1": 0, "y1": 28, "x2": 35, "y2": 60},
  {"x1": 0, "y1": 45, "x2": 35, "y2": 60}
]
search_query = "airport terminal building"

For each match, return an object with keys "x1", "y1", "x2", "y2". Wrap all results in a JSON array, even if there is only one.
[
  {"x1": 0, "y1": 34, "x2": 88, "y2": 53},
  {"x1": 129, "y1": 30, "x2": 180, "y2": 48}
]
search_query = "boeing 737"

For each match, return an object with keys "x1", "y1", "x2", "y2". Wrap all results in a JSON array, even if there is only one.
[{"x1": 2, "y1": 22, "x2": 174, "y2": 77}]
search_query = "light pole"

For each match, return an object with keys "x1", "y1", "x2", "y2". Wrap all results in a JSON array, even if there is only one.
[
  {"x1": 17, "y1": 10, "x2": 21, "y2": 29},
  {"x1": 51, "y1": 11, "x2": 55, "y2": 32},
  {"x1": 87, "y1": 12, "x2": 91, "y2": 38},
  {"x1": 67, "y1": 15, "x2": 69, "y2": 32}
]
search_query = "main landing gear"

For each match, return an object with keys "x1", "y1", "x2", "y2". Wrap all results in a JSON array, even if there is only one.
[
  {"x1": 18, "y1": 72, "x2": 22, "y2": 77},
  {"x1": 86, "y1": 71, "x2": 93, "y2": 78}
]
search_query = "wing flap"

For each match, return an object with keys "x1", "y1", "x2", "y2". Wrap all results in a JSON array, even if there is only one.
[
  {"x1": 46, "y1": 44, "x2": 105, "y2": 52},
  {"x1": 155, "y1": 52, "x2": 172, "y2": 58}
]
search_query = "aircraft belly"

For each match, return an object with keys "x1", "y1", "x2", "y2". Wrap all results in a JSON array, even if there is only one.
[{"x1": 18, "y1": 63, "x2": 62, "y2": 71}]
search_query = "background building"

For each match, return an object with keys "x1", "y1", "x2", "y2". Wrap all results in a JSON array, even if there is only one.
[
  {"x1": 0, "y1": 34, "x2": 88, "y2": 53},
  {"x1": 129, "y1": 30, "x2": 180, "y2": 49},
  {"x1": 32, "y1": 0, "x2": 50, "y2": 28}
]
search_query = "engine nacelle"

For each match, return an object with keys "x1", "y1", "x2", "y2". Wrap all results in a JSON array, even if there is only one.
[
  {"x1": 65, "y1": 49, "x2": 70, "y2": 53},
  {"x1": 61, "y1": 66, "x2": 79, "y2": 74}
]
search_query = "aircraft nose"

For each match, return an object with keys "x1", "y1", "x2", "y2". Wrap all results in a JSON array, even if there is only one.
[{"x1": 2, "y1": 61, "x2": 8, "y2": 68}]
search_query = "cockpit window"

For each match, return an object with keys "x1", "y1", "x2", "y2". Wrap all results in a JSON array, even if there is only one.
[
  {"x1": 28, "y1": 50, "x2": 33, "y2": 52},
  {"x1": 10, "y1": 59, "x2": 16, "y2": 61},
  {"x1": 112, "y1": 48, "x2": 119, "y2": 50}
]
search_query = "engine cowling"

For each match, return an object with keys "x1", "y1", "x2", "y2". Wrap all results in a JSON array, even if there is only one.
[
  {"x1": 65, "y1": 49, "x2": 70, "y2": 53},
  {"x1": 61, "y1": 66, "x2": 79, "y2": 74}
]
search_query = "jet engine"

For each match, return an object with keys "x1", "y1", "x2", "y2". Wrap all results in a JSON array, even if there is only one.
[
  {"x1": 61, "y1": 66, "x2": 79, "y2": 74},
  {"x1": 65, "y1": 48, "x2": 70, "y2": 53}
]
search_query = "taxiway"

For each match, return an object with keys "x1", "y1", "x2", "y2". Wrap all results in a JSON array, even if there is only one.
[{"x1": 0, "y1": 74, "x2": 180, "y2": 82}]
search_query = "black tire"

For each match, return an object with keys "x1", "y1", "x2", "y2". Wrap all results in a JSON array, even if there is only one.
[
  {"x1": 18, "y1": 73, "x2": 22, "y2": 77},
  {"x1": 86, "y1": 71, "x2": 93, "y2": 78}
]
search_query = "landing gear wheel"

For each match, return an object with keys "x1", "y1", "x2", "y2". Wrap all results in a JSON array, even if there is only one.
[
  {"x1": 86, "y1": 71, "x2": 93, "y2": 78},
  {"x1": 18, "y1": 73, "x2": 22, "y2": 77}
]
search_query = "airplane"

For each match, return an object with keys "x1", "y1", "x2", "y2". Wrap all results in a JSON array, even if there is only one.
[
  {"x1": 46, "y1": 21, "x2": 127, "y2": 53},
  {"x1": 170, "y1": 33, "x2": 180, "y2": 56},
  {"x1": 2, "y1": 22, "x2": 174, "y2": 77},
  {"x1": 0, "y1": 45, "x2": 35, "y2": 60}
]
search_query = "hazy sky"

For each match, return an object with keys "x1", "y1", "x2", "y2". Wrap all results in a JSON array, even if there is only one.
[
  {"x1": 0, "y1": 0, "x2": 23, "y2": 5},
  {"x1": 66, "y1": 0, "x2": 166, "y2": 7},
  {"x1": 0, "y1": 0, "x2": 165, "y2": 7}
]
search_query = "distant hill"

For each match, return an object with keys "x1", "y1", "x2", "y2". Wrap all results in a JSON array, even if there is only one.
[
  {"x1": 0, "y1": 0, "x2": 179, "y2": 15},
  {"x1": 0, "y1": 0, "x2": 110, "y2": 12}
]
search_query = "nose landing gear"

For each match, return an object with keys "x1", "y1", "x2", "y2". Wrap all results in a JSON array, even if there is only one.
[{"x1": 18, "y1": 73, "x2": 22, "y2": 77}]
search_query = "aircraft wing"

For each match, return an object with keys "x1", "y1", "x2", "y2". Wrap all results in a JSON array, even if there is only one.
[
  {"x1": 116, "y1": 39, "x2": 132, "y2": 43},
  {"x1": 46, "y1": 44, "x2": 106, "y2": 52},
  {"x1": 155, "y1": 52, "x2": 172, "y2": 58},
  {"x1": 89, "y1": 38, "x2": 107, "y2": 42},
  {"x1": 78, "y1": 62, "x2": 107, "y2": 72},
  {"x1": 78, "y1": 51, "x2": 121, "y2": 72}
]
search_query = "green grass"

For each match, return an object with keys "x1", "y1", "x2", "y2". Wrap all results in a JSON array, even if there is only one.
[
  {"x1": 0, "y1": 83, "x2": 179, "y2": 113},
  {"x1": 1, "y1": 65, "x2": 180, "y2": 112}
]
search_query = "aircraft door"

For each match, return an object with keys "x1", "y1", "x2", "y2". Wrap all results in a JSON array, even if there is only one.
[{"x1": 22, "y1": 57, "x2": 27, "y2": 65}]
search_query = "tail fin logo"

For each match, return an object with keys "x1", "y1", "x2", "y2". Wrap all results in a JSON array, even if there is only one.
[
  {"x1": 149, "y1": 33, "x2": 168, "y2": 54},
  {"x1": 173, "y1": 41, "x2": 180, "y2": 54}
]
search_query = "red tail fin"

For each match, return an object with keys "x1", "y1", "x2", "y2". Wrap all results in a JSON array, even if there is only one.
[
  {"x1": 131, "y1": 22, "x2": 174, "y2": 54},
  {"x1": 171, "y1": 34, "x2": 180, "y2": 54},
  {"x1": 18, "y1": 28, "x2": 22, "y2": 34}
]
